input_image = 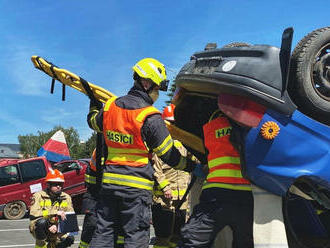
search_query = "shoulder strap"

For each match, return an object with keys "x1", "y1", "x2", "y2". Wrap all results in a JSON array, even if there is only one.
[
  {"x1": 104, "y1": 97, "x2": 117, "y2": 111},
  {"x1": 136, "y1": 106, "x2": 160, "y2": 123},
  {"x1": 208, "y1": 109, "x2": 223, "y2": 123}
]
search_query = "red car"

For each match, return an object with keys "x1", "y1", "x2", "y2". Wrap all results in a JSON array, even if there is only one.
[{"x1": 0, "y1": 156, "x2": 88, "y2": 219}]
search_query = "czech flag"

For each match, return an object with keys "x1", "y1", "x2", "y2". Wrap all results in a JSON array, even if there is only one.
[{"x1": 37, "y1": 130, "x2": 71, "y2": 162}]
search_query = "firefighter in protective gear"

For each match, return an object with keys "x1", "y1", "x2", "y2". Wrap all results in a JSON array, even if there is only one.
[
  {"x1": 79, "y1": 149, "x2": 124, "y2": 248},
  {"x1": 79, "y1": 149, "x2": 99, "y2": 248},
  {"x1": 29, "y1": 169, "x2": 75, "y2": 248},
  {"x1": 87, "y1": 58, "x2": 198, "y2": 248},
  {"x1": 180, "y1": 110, "x2": 254, "y2": 248},
  {"x1": 152, "y1": 104, "x2": 191, "y2": 248}
]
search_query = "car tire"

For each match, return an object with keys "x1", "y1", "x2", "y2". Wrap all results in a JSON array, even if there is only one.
[
  {"x1": 288, "y1": 27, "x2": 330, "y2": 125},
  {"x1": 3, "y1": 201, "x2": 27, "y2": 220}
]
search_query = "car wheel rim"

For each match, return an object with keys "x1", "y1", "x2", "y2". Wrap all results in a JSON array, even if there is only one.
[
  {"x1": 8, "y1": 203, "x2": 23, "y2": 217},
  {"x1": 312, "y1": 43, "x2": 330, "y2": 101}
]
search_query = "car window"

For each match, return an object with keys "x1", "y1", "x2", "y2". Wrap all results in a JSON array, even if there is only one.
[
  {"x1": 19, "y1": 160, "x2": 47, "y2": 183},
  {"x1": 0, "y1": 165, "x2": 19, "y2": 186},
  {"x1": 55, "y1": 162, "x2": 80, "y2": 173},
  {"x1": 68, "y1": 162, "x2": 81, "y2": 170},
  {"x1": 54, "y1": 162, "x2": 70, "y2": 173}
]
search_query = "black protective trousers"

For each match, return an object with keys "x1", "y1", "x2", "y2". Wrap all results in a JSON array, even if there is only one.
[
  {"x1": 80, "y1": 191, "x2": 124, "y2": 248},
  {"x1": 152, "y1": 203, "x2": 186, "y2": 244},
  {"x1": 80, "y1": 192, "x2": 98, "y2": 245},
  {"x1": 89, "y1": 191, "x2": 152, "y2": 248},
  {"x1": 180, "y1": 188, "x2": 254, "y2": 248}
]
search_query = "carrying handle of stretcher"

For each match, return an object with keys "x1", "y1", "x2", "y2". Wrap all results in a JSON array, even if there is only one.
[{"x1": 31, "y1": 56, "x2": 115, "y2": 103}]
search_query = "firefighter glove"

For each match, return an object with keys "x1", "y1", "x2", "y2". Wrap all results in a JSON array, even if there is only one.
[{"x1": 89, "y1": 99, "x2": 103, "y2": 111}]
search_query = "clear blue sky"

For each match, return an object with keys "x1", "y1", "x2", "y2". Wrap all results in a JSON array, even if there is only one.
[{"x1": 0, "y1": 0, "x2": 329, "y2": 144}]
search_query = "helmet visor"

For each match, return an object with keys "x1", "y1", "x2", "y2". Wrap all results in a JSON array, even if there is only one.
[{"x1": 159, "y1": 80, "x2": 169, "y2": 91}]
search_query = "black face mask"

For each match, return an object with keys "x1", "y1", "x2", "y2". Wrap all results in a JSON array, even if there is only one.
[
  {"x1": 47, "y1": 183, "x2": 63, "y2": 197},
  {"x1": 148, "y1": 86, "x2": 159, "y2": 103},
  {"x1": 52, "y1": 190, "x2": 62, "y2": 197}
]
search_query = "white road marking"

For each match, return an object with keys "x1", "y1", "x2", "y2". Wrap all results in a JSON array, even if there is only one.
[
  {"x1": 0, "y1": 216, "x2": 84, "y2": 222},
  {"x1": 0, "y1": 241, "x2": 80, "y2": 247},
  {"x1": 0, "y1": 219, "x2": 28, "y2": 222},
  {"x1": 0, "y1": 245, "x2": 34, "y2": 247},
  {"x1": 0, "y1": 226, "x2": 82, "y2": 232},
  {"x1": 0, "y1": 229, "x2": 28, "y2": 232}
]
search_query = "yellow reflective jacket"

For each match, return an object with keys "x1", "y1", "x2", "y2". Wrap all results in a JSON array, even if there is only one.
[{"x1": 29, "y1": 190, "x2": 74, "y2": 232}]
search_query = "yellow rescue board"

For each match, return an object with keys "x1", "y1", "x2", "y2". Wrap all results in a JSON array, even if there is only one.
[{"x1": 31, "y1": 55, "x2": 205, "y2": 154}]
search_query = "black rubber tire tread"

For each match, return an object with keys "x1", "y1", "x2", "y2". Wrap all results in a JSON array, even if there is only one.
[
  {"x1": 288, "y1": 27, "x2": 330, "y2": 125},
  {"x1": 288, "y1": 28, "x2": 325, "y2": 95},
  {"x1": 3, "y1": 200, "x2": 27, "y2": 220}
]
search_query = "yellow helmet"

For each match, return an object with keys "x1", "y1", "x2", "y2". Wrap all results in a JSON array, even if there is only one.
[{"x1": 132, "y1": 58, "x2": 169, "y2": 91}]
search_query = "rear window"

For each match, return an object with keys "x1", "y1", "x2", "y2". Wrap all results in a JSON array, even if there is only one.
[
  {"x1": 19, "y1": 160, "x2": 47, "y2": 182},
  {"x1": 0, "y1": 165, "x2": 19, "y2": 186}
]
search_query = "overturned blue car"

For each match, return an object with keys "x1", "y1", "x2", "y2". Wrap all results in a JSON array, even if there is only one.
[{"x1": 173, "y1": 27, "x2": 330, "y2": 247}]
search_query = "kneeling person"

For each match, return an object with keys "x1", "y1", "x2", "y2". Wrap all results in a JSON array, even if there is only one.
[{"x1": 29, "y1": 169, "x2": 75, "y2": 248}]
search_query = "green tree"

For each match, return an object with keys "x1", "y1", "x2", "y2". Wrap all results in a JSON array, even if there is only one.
[
  {"x1": 18, "y1": 134, "x2": 40, "y2": 158},
  {"x1": 85, "y1": 131, "x2": 97, "y2": 156},
  {"x1": 76, "y1": 131, "x2": 97, "y2": 159},
  {"x1": 165, "y1": 82, "x2": 176, "y2": 107},
  {"x1": 164, "y1": 66, "x2": 178, "y2": 108}
]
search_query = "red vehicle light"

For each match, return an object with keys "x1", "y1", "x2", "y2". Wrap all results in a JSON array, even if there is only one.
[{"x1": 218, "y1": 93, "x2": 266, "y2": 127}]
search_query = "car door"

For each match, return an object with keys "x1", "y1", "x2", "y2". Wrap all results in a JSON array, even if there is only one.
[
  {"x1": 0, "y1": 163, "x2": 21, "y2": 205},
  {"x1": 18, "y1": 159, "x2": 48, "y2": 206}
]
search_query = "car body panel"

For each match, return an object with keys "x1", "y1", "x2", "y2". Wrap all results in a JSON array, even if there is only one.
[
  {"x1": 244, "y1": 109, "x2": 330, "y2": 196},
  {"x1": 173, "y1": 28, "x2": 330, "y2": 243},
  {"x1": 175, "y1": 45, "x2": 296, "y2": 115}
]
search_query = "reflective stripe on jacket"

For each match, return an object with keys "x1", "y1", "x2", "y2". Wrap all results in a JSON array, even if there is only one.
[
  {"x1": 85, "y1": 149, "x2": 97, "y2": 186},
  {"x1": 202, "y1": 114, "x2": 251, "y2": 191},
  {"x1": 103, "y1": 172, "x2": 154, "y2": 191}
]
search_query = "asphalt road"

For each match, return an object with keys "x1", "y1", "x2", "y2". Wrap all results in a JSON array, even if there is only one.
[{"x1": 0, "y1": 215, "x2": 155, "y2": 248}]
